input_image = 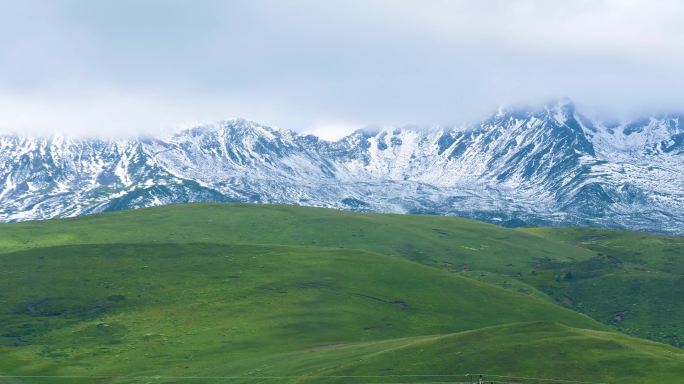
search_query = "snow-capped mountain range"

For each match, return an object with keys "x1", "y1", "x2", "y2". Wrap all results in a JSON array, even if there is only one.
[{"x1": 1, "y1": 99, "x2": 683, "y2": 233}]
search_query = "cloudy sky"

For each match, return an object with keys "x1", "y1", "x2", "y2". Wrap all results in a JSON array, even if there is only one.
[{"x1": 1, "y1": 0, "x2": 683, "y2": 139}]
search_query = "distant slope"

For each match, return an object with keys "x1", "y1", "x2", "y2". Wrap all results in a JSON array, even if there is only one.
[
  {"x1": 2, "y1": 99, "x2": 683, "y2": 233},
  {"x1": 0, "y1": 203, "x2": 597, "y2": 272},
  {"x1": 521, "y1": 227, "x2": 684, "y2": 347},
  {"x1": 0, "y1": 203, "x2": 682, "y2": 383}
]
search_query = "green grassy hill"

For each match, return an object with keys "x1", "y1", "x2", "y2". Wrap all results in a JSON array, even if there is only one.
[
  {"x1": 521, "y1": 227, "x2": 684, "y2": 347},
  {"x1": 0, "y1": 203, "x2": 682, "y2": 383}
]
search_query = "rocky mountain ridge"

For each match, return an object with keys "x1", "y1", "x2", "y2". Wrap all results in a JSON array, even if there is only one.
[{"x1": 1, "y1": 99, "x2": 682, "y2": 233}]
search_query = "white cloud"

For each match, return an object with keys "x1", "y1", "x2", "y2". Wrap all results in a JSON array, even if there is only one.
[
  {"x1": 0, "y1": 0, "x2": 683, "y2": 137},
  {"x1": 303, "y1": 121, "x2": 361, "y2": 141}
]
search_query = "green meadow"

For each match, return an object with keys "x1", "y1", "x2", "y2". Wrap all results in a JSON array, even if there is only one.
[{"x1": 0, "y1": 203, "x2": 682, "y2": 383}]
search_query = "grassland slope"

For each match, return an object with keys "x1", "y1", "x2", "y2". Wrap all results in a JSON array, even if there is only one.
[{"x1": 0, "y1": 203, "x2": 681, "y2": 383}]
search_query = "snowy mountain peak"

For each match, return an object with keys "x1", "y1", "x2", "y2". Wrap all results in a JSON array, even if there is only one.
[
  {"x1": 173, "y1": 118, "x2": 283, "y2": 140},
  {"x1": 1, "y1": 101, "x2": 683, "y2": 233}
]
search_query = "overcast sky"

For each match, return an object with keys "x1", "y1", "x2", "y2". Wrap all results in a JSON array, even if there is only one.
[{"x1": 1, "y1": 0, "x2": 683, "y2": 139}]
